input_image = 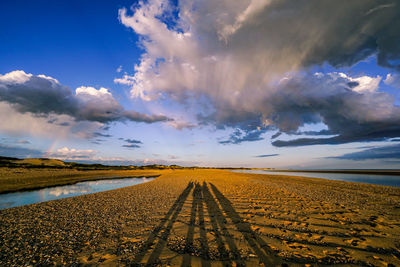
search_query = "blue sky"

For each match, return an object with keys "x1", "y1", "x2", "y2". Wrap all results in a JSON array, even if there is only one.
[{"x1": 0, "y1": 0, "x2": 400, "y2": 168}]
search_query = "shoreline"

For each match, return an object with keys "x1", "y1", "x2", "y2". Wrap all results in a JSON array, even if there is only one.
[
  {"x1": 0, "y1": 168, "x2": 162, "y2": 194},
  {"x1": 260, "y1": 169, "x2": 400, "y2": 176},
  {"x1": 0, "y1": 174, "x2": 160, "y2": 195}
]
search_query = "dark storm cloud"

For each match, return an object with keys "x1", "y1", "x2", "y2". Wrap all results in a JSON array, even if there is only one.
[
  {"x1": 271, "y1": 132, "x2": 282, "y2": 139},
  {"x1": 262, "y1": 73, "x2": 400, "y2": 147},
  {"x1": 216, "y1": 72, "x2": 400, "y2": 147},
  {"x1": 124, "y1": 139, "x2": 143, "y2": 144},
  {"x1": 123, "y1": 110, "x2": 171, "y2": 124},
  {"x1": 120, "y1": 0, "x2": 400, "y2": 147},
  {"x1": 272, "y1": 130, "x2": 400, "y2": 147},
  {"x1": 329, "y1": 144, "x2": 400, "y2": 160},
  {"x1": 219, "y1": 128, "x2": 266, "y2": 145},
  {"x1": 292, "y1": 130, "x2": 333, "y2": 136},
  {"x1": 232, "y1": 0, "x2": 400, "y2": 70},
  {"x1": 0, "y1": 71, "x2": 172, "y2": 124},
  {"x1": 120, "y1": 138, "x2": 143, "y2": 149},
  {"x1": 93, "y1": 132, "x2": 112, "y2": 138},
  {"x1": 255, "y1": 154, "x2": 279, "y2": 158}
]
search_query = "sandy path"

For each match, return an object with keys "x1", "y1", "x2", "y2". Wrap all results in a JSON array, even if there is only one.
[{"x1": 1, "y1": 170, "x2": 400, "y2": 266}]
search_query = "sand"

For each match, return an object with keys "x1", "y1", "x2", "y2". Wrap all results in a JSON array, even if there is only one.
[{"x1": 1, "y1": 169, "x2": 400, "y2": 266}]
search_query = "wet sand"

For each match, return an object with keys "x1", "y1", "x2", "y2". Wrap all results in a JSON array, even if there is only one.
[{"x1": 1, "y1": 170, "x2": 400, "y2": 266}]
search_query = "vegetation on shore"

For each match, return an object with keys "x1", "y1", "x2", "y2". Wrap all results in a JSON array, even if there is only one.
[
  {"x1": 0, "y1": 156, "x2": 252, "y2": 171},
  {"x1": 0, "y1": 156, "x2": 186, "y2": 170}
]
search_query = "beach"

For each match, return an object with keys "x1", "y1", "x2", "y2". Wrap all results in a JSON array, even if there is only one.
[{"x1": 1, "y1": 169, "x2": 400, "y2": 266}]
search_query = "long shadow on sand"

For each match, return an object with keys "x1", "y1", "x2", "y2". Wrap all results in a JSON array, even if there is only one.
[
  {"x1": 209, "y1": 182, "x2": 281, "y2": 266},
  {"x1": 132, "y1": 181, "x2": 282, "y2": 266},
  {"x1": 132, "y1": 182, "x2": 194, "y2": 265},
  {"x1": 181, "y1": 182, "x2": 211, "y2": 267},
  {"x1": 201, "y1": 182, "x2": 244, "y2": 266}
]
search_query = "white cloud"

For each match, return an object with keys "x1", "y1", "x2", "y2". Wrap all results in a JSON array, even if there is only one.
[
  {"x1": 0, "y1": 70, "x2": 172, "y2": 126},
  {"x1": 76, "y1": 86, "x2": 112, "y2": 97},
  {"x1": 117, "y1": 0, "x2": 400, "y2": 105},
  {"x1": 116, "y1": 0, "x2": 400, "y2": 146},
  {"x1": 0, "y1": 70, "x2": 33, "y2": 83},
  {"x1": 338, "y1": 73, "x2": 382, "y2": 93},
  {"x1": 384, "y1": 73, "x2": 400, "y2": 88},
  {"x1": 166, "y1": 120, "x2": 196, "y2": 130},
  {"x1": 50, "y1": 147, "x2": 97, "y2": 160},
  {"x1": 114, "y1": 74, "x2": 135, "y2": 86}
]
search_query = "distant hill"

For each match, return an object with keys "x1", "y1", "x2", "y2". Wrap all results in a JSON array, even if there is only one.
[
  {"x1": 0, "y1": 156, "x2": 189, "y2": 170},
  {"x1": 0, "y1": 156, "x2": 66, "y2": 168},
  {"x1": 0, "y1": 156, "x2": 253, "y2": 170},
  {"x1": 14, "y1": 158, "x2": 66, "y2": 166}
]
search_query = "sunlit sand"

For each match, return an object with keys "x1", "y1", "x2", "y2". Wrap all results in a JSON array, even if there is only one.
[{"x1": 1, "y1": 169, "x2": 399, "y2": 266}]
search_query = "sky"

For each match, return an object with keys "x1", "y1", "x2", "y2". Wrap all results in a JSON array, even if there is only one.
[{"x1": 0, "y1": 0, "x2": 400, "y2": 169}]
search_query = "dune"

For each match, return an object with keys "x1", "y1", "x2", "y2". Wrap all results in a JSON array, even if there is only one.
[{"x1": 13, "y1": 158, "x2": 67, "y2": 166}]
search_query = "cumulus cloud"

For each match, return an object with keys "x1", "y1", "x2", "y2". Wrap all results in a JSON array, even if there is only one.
[
  {"x1": 384, "y1": 73, "x2": 400, "y2": 88},
  {"x1": 339, "y1": 73, "x2": 382, "y2": 93},
  {"x1": 49, "y1": 147, "x2": 97, "y2": 160},
  {"x1": 219, "y1": 72, "x2": 400, "y2": 146},
  {"x1": 269, "y1": 72, "x2": 400, "y2": 146},
  {"x1": 0, "y1": 70, "x2": 172, "y2": 124},
  {"x1": 117, "y1": 0, "x2": 400, "y2": 146},
  {"x1": 330, "y1": 144, "x2": 400, "y2": 160},
  {"x1": 0, "y1": 102, "x2": 102, "y2": 139},
  {"x1": 167, "y1": 120, "x2": 197, "y2": 130}
]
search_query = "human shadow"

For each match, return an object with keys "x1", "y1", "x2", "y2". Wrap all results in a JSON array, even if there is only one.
[
  {"x1": 202, "y1": 182, "x2": 245, "y2": 266},
  {"x1": 133, "y1": 181, "x2": 281, "y2": 266},
  {"x1": 181, "y1": 182, "x2": 210, "y2": 267},
  {"x1": 132, "y1": 182, "x2": 194, "y2": 265},
  {"x1": 209, "y1": 182, "x2": 281, "y2": 266}
]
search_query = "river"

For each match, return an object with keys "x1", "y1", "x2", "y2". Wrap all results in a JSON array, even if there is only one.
[
  {"x1": 234, "y1": 170, "x2": 400, "y2": 187},
  {"x1": 0, "y1": 176, "x2": 156, "y2": 210}
]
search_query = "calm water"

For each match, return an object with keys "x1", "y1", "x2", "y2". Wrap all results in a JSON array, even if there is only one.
[
  {"x1": 0, "y1": 176, "x2": 156, "y2": 210},
  {"x1": 234, "y1": 170, "x2": 400, "y2": 187}
]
